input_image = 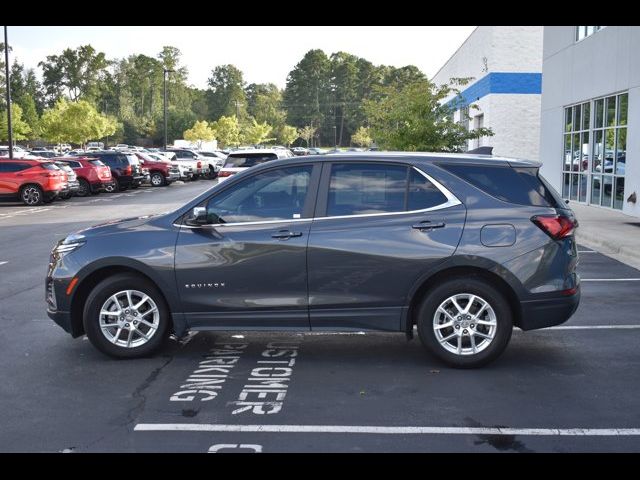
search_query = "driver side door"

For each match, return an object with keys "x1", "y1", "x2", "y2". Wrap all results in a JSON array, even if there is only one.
[{"x1": 175, "y1": 163, "x2": 320, "y2": 330}]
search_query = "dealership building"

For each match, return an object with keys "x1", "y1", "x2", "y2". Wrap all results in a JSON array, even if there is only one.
[
  {"x1": 539, "y1": 26, "x2": 639, "y2": 217},
  {"x1": 431, "y1": 26, "x2": 544, "y2": 159}
]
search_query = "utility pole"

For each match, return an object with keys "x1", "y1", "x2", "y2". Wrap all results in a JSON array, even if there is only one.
[
  {"x1": 3, "y1": 26, "x2": 13, "y2": 159},
  {"x1": 163, "y1": 68, "x2": 174, "y2": 149}
]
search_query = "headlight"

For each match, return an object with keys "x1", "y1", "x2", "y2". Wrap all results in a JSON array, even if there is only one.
[{"x1": 54, "y1": 234, "x2": 86, "y2": 255}]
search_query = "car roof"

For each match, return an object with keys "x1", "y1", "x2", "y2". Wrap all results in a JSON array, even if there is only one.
[{"x1": 273, "y1": 151, "x2": 541, "y2": 168}]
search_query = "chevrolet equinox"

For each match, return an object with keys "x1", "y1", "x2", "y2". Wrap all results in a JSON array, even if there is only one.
[{"x1": 46, "y1": 152, "x2": 580, "y2": 368}]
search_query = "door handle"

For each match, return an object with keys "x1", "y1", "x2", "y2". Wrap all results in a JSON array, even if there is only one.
[
  {"x1": 412, "y1": 220, "x2": 446, "y2": 230},
  {"x1": 271, "y1": 230, "x2": 303, "y2": 240}
]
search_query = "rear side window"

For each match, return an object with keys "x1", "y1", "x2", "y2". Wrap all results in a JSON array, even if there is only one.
[
  {"x1": 225, "y1": 153, "x2": 278, "y2": 168},
  {"x1": 40, "y1": 163, "x2": 60, "y2": 171},
  {"x1": 327, "y1": 163, "x2": 407, "y2": 216},
  {"x1": 89, "y1": 160, "x2": 105, "y2": 167},
  {"x1": 440, "y1": 164, "x2": 561, "y2": 207},
  {"x1": 408, "y1": 169, "x2": 448, "y2": 210}
]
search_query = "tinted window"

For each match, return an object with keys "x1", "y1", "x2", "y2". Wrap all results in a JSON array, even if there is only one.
[
  {"x1": 0, "y1": 162, "x2": 29, "y2": 172},
  {"x1": 40, "y1": 163, "x2": 60, "y2": 171},
  {"x1": 327, "y1": 163, "x2": 407, "y2": 216},
  {"x1": 89, "y1": 160, "x2": 105, "y2": 167},
  {"x1": 224, "y1": 153, "x2": 278, "y2": 168},
  {"x1": 408, "y1": 169, "x2": 448, "y2": 210},
  {"x1": 441, "y1": 164, "x2": 560, "y2": 207},
  {"x1": 206, "y1": 165, "x2": 312, "y2": 223}
]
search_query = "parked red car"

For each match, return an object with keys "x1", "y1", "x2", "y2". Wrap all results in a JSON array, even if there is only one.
[
  {"x1": 54, "y1": 156, "x2": 114, "y2": 196},
  {"x1": 0, "y1": 159, "x2": 66, "y2": 205},
  {"x1": 133, "y1": 152, "x2": 180, "y2": 187}
]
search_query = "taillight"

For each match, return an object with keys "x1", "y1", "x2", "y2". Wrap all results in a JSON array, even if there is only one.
[
  {"x1": 531, "y1": 215, "x2": 577, "y2": 240},
  {"x1": 197, "y1": 161, "x2": 202, "y2": 168},
  {"x1": 218, "y1": 171, "x2": 234, "y2": 177},
  {"x1": 124, "y1": 165, "x2": 132, "y2": 175}
]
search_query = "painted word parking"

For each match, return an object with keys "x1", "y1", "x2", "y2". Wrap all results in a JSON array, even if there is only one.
[
  {"x1": 170, "y1": 342, "x2": 248, "y2": 402},
  {"x1": 231, "y1": 342, "x2": 300, "y2": 415}
]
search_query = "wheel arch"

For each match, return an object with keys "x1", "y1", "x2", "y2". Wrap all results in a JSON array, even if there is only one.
[
  {"x1": 69, "y1": 264, "x2": 182, "y2": 338},
  {"x1": 405, "y1": 261, "x2": 524, "y2": 338}
]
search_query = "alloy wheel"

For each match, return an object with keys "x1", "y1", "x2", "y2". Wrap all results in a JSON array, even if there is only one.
[
  {"x1": 22, "y1": 187, "x2": 41, "y2": 205},
  {"x1": 432, "y1": 293, "x2": 497, "y2": 356},
  {"x1": 98, "y1": 290, "x2": 160, "y2": 348}
]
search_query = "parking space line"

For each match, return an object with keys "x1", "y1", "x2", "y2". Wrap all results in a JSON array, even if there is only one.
[
  {"x1": 134, "y1": 423, "x2": 640, "y2": 436},
  {"x1": 0, "y1": 261, "x2": 7, "y2": 266},
  {"x1": 546, "y1": 325, "x2": 640, "y2": 330},
  {"x1": 577, "y1": 250, "x2": 597, "y2": 253},
  {"x1": 581, "y1": 278, "x2": 640, "y2": 282}
]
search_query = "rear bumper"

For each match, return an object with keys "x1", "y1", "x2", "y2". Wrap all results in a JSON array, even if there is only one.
[
  {"x1": 518, "y1": 287, "x2": 580, "y2": 330},
  {"x1": 91, "y1": 180, "x2": 115, "y2": 192}
]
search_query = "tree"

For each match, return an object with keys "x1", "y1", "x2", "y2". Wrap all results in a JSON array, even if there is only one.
[
  {"x1": 241, "y1": 118, "x2": 273, "y2": 145},
  {"x1": 39, "y1": 45, "x2": 110, "y2": 104},
  {"x1": 275, "y1": 124, "x2": 298, "y2": 146},
  {"x1": 246, "y1": 83, "x2": 286, "y2": 126},
  {"x1": 207, "y1": 65, "x2": 247, "y2": 121},
  {"x1": 39, "y1": 98, "x2": 116, "y2": 146},
  {"x1": 351, "y1": 126, "x2": 372, "y2": 147},
  {"x1": 153, "y1": 107, "x2": 196, "y2": 146},
  {"x1": 297, "y1": 125, "x2": 316, "y2": 147},
  {"x1": 184, "y1": 120, "x2": 216, "y2": 149},
  {"x1": 283, "y1": 50, "x2": 331, "y2": 143},
  {"x1": 0, "y1": 104, "x2": 32, "y2": 141},
  {"x1": 364, "y1": 79, "x2": 493, "y2": 152},
  {"x1": 210, "y1": 115, "x2": 240, "y2": 148}
]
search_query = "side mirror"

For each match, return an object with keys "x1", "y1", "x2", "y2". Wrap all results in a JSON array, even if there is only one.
[{"x1": 186, "y1": 206, "x2": 208, "y2": 226}]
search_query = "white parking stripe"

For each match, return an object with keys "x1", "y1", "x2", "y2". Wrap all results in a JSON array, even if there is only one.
[
  {"x1": 581, "y1": 278, "x2": 640, "y2": 282},
  {"x1": 577, "y1": 250, "x2": 597, "y2": 253},
  {"x1": 0, "y1": 261, "x2": 7, "y2": 266},
  {"x1": 546, "y1": 325, "x2": 640, "y2": 330},
  {"x1": 134, "y1": 423, "x2": 640, "y2": 436}
]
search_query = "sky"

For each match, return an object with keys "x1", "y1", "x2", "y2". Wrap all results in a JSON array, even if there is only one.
[{"x1": 7, "y1": 26, "x2": 476, "y2": 89}]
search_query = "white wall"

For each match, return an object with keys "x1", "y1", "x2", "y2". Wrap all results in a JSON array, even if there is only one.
[{"x1": 540, "y1": 26, "x2": 640, "y2": 217}]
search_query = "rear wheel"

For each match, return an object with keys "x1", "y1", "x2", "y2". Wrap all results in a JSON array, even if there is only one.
[
  {"x1": 416, "y1": 277, "x2": 513, "y2": 368},
  {"x1": 105, "y1": 178, "x2": 118, "y2": 193},
  {"x1": 150, "y1": 172, "x2": 165, "y2": 187},
  {"x1": 83, "y1": 274, "x2": 170, "y2": 358},
  {"x1": 20, "y1": 184, "x2": 43, "y2": 206},
  {"x1": 76, "y1": 178, "x2": 91, "y2": 197}
]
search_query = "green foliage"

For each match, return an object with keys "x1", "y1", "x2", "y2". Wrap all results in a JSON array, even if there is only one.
[
  {"x1": 184, "y1": 120, "x2": 216, "y2": 149},
  {"x1": 241, "y1": 118, "x2": 273, "y2": 145},
  {"x1": 351, "y1": 126, "x2": 372, "y2": 147},
  {"x1": 210, "y1": 115, "x2": 240, "y2": 148},
  {"x1": 39, "y1": 98, "x2": 116, "y2": 145},
  {"x1": 275, "y1": 124, "x2": 298, "y2": 146},
  {"x1": 0, "y1": 104, "x2": 32, "y2": 141},
  {"x1": 297, "y1": 125, "x2": 316, "y2": 147},
  {"x1": 207, "y1": 65, "x2": 247, "y2": 121},
  {"x1": 364, "y1": 79, "x2": 493, "y2": 152}
]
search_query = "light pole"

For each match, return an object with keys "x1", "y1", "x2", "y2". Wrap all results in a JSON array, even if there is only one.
[
  {"x1": 333, "y1": 125, "x2": 337, "y2": 150},
  {"x1": 163, "y1": 68, "x2": 174, "y2": 150},
  {"x1": 3, "y1": 26, "x2": 13, "y2": 159}
]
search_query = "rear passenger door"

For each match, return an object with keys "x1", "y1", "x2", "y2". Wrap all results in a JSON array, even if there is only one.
[{"x1": 307, "y1": 162, "x2": 467, "y2": 331}]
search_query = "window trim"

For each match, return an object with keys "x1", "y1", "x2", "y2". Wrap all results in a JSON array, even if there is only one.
[
  {"x1": 315, "y1": 163, "x2": 461, "y2": 221},
  {"x1": 177, "y1": 163, "x2": 461, "y2": 228}
]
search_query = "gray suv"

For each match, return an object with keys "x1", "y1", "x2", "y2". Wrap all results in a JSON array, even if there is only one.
[{"x1": 46, "y1": 152, "x2": 580, "y2": 368}]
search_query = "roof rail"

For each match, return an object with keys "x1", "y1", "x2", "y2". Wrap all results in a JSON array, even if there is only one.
[{"x1": 467, "y1": 146, "x2": 493, "y2": 155}]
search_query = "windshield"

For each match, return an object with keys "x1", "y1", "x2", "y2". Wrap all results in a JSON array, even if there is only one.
[{"x1": 224, "y1": 153, "x2": 278, "y2": 168}]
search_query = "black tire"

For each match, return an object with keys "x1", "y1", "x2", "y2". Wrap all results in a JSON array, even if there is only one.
[
  {"x1": 150, "y1": 172, "x2": 165, "y2": 187},
  {"x1": 105, "y1": 178, "x2": 118, "y2": 193},
  {"x1": 20, "y1": 184, "x2": 44, "y2": 206},
  {"x1": 416, "y1": 277, "x2": 513, "y2": 368},
  {"x1": 83, "y1": 273, "x2": 170, "y2": 359},
  {"x1": 76, "y1": 178, "x2": 91, "y2": 197},
  {"x1": 131, "y1": 183, "x2": 139, "y2": 189}
]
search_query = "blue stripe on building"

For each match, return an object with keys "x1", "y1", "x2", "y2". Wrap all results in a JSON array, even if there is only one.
[{"x1": 445, "y1": 72, "x2": 542, "y2": 109}]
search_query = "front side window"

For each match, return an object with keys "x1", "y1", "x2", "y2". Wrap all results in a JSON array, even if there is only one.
[{"x1": 206, "y1": 165, "x2": 313, "y2": 224}]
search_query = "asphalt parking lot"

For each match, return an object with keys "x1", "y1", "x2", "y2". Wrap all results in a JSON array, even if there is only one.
[{"x1": 1, "y1": 181, "x2": 639, "y2": 453}]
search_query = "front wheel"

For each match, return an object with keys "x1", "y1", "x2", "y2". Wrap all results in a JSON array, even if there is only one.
[
  {"x1": 416, "y1": 277, "x2": 513, "y2": 368},
  {"x1": 83, "y1": 274, "x2": 170, "y2": 358},
  {"x1": 150, "y1": 172, "x2": 165, "y2": 187}
]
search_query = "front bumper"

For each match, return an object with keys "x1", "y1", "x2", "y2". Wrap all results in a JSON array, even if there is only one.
[
  {"x1": 518, "y1": 287, "x2": 581, "y2": 330},
  {"x1": 167, "y1": 171, "x2": 181, "y2": 181}
]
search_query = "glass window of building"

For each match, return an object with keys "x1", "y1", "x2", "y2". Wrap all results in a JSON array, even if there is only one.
[
  {"x1": 575, "y1": 26, "x2": 605, "y2": 41},
  {"x1": 562, "y1": 92, "x2": 627, "y2": 210}
]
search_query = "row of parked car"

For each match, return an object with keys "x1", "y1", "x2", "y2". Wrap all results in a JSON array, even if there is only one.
[{"x1": 0, "y1": 146, "x2": 230, "y2": 206}]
